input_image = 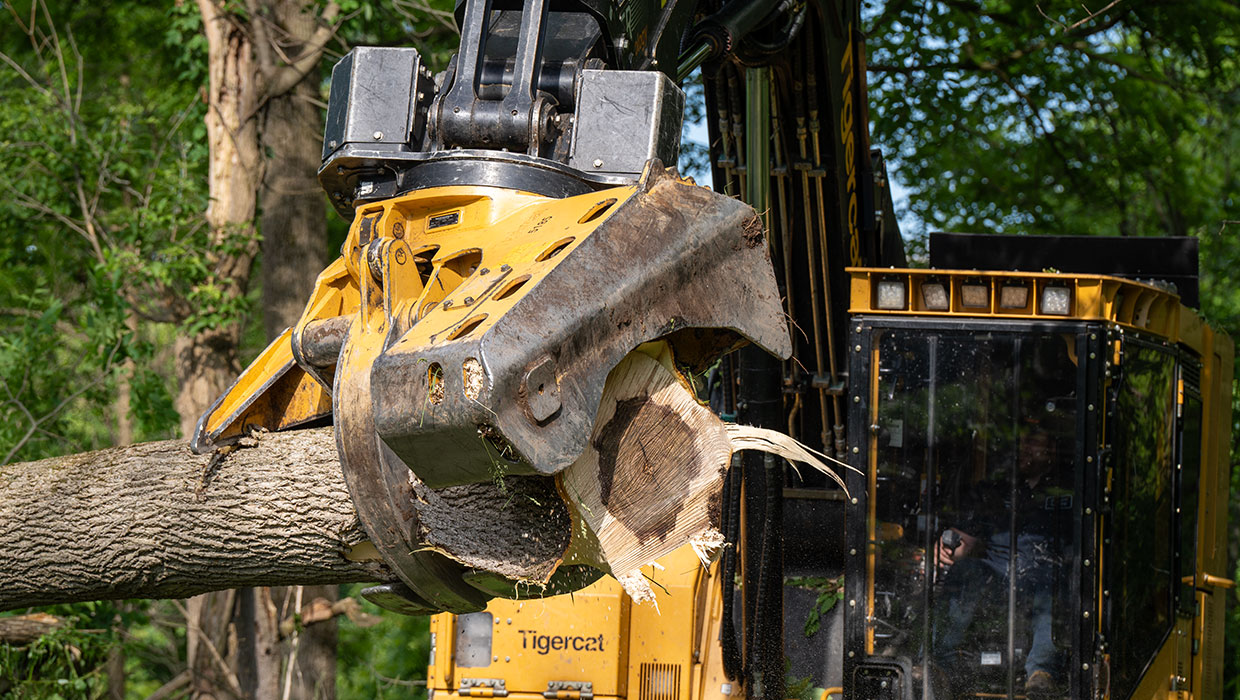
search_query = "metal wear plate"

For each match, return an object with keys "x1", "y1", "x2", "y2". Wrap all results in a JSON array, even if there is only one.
[{"x1": 369, "y1": 164, "x2": 791, "y2": 488}]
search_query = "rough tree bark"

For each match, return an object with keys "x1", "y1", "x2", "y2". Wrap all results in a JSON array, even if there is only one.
[
  {"x1": 0, "y1": 428, "x2": 391, "y2": 613},
  {"x1": 185, "y1": 1, "x2": 342, "y2": 695},
  {"x1": 255, "y1": 0, "x2": 336, "y2": 344},
  {"x1": 0, "y1": 426, "x2": 581, "y2": 611},
  {"x1": 179, "y1": 0, "x2": 266, "y2": 440},
  {"x1": 251, "y1": 0, "x2": 339, "y2": 688},
  {"x1": 253, "y1": 2, "x2": 336, "y2": 694},
  {"x1": 185, "y1": 5, "x2": 265, "y2": 695}
]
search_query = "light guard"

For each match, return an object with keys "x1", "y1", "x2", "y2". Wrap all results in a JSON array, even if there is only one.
[
  {"x1": 1040, "y1": 285, "x2": 1072, "y2": 315},
  {"x1": 876, "y1": 278, "x2": 908, "y2": 310}
]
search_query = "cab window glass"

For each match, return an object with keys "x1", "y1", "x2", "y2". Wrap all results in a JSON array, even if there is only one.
[
  {"x1": 867, "y1": 329, "x2": 1080, "y2": 698},
  {"x1": 1106, "y1": 343, "x2": 1176, "y2": 698}
]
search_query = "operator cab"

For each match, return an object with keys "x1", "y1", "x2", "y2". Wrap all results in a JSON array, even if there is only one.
[{"x1": 843, "y1": 253, "x2": 1231, "y2": 699}]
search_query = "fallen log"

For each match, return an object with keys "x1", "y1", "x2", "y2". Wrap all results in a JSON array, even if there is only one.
[
  {"x1": 0, "y1": 429, "x2": 391, "y2": 612},
  {"x1": 0, "y1": 613, "x2": 63, "y2": 644},
  {"x1": 1, "y1": 351, "x2": 844, "y2": 614},
  {"x1": 0, "y1": 426, "x2": 575, "y2": 613}
]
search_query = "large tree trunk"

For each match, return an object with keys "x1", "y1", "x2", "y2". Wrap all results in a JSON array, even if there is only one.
[
  {"x1": 188, "y1": 3, "x2": 265, "y2": 695},
  {"x1": 179, "y1": 0, "x2": 263, "y2": 436},
  {"x1": 0, "y1": 428, "x2": 390, "y2": 613},
  {"x1": 255, "y1": 4, "x2": 336, "y2": 694},
  {"x1": 0, "y1": 425, "x2": 584, "y2": 613},
  {"x1": 260, "y1": 73, "x2": 328, "y2": 342}
]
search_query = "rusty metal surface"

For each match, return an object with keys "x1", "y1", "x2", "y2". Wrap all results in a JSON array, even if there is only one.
[
  {"x1": 300, "y1": 315, "x2": 352, "y2": 368},
  {"x1": 360, "y1": 582, "x2": 440, "y2": 615},
  {"x1": 370, "y1": 164, "x2": 791, "y2": 488}
]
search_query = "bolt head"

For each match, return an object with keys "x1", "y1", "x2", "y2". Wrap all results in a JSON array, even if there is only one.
[
  {"x1": 593, "y1": 159, "x2": 604, "y2": 168},
  {"x1": 373, "y1": 131, "x2": 383, "y2": 140}
]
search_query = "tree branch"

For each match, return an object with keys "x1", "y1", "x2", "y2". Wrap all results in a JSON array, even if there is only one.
[
  {"x1": 0, "y1": 613, "x2": 63, "y2": 644},
  {"x1": 262, "y1": 1, "x2": 342, "y2": 100}
]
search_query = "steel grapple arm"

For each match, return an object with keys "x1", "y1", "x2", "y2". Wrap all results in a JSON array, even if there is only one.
[
  {"x1": 190, "y1": 0, "x2": 802, "y2": 614},
  {"x1": 193, "y1": 163, "x2": 788, "y2": 612}
]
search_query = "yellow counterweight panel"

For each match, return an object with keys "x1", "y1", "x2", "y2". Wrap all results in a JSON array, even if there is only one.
[{"x1": 431, "y1": 548, "x2": 709, "y2": 700}]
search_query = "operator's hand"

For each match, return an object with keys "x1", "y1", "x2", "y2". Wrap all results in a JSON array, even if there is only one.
[{"x1": 935, "y1": 528, "x2": 979, "y2": 568}]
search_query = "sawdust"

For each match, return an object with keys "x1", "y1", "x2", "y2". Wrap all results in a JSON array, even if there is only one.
[
  {"x1": 427, "y1": 363, "x2": 445, "y2": 404},
  {"x1": 462, "y1": 358, "x2": 485, "y2": 401}
]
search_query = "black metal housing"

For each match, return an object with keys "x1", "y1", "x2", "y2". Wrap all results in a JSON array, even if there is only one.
[{"x1": 929, "y1": 233, "x2": 1200, "y2": 308}]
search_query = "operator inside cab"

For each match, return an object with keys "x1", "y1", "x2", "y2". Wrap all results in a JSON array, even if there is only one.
[{"x1": 866, "y1": 330, "x2": 1080, "y2": 699}]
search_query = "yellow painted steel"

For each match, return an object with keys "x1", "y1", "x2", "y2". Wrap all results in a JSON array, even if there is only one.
[
  {"x1": 430, "y1": 547, "x2": 714, "y2": 700},
  {"x1": 1190, "y1": 321, "x2": 1233, "y2": 699},
  {"x1": 850, "y1": 267, "x2": 1234, "y2": 700},
  {"x1": 865, "y1": 340, "x2": 880, "y2": 657},
  {"x1": 197, "y1": 328, "x2": 333, "y2": 445},
  {"x1": 848, "y1": 268, "x2": 1185, "y2": 340},
  {"x1": 196, "y1": 183, "x2": 637, "y2": 447},
  {"x1": 370, "y1": 184, "x2": 637, "y2": 351}
]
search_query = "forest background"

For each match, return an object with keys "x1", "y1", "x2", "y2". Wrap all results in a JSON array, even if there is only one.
[{"x1": 0, "y1": 0, "x2": 1237, "y2": 698}]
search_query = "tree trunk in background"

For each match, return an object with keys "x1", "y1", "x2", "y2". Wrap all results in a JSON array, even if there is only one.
[
  {"x1": 189, "y1": 3, "x2": 264, "y2": 697},
  {"x1": 260, "y1": 73, "x2": 329, "y2": 341},
  {"x1": 182, "y1": 0, "x2": 263, "y2": 439},
  {"x1": 114, "y1": 314, "x2": 139, "y2": 448},
  {"x1": 256, "y1": 2, "x2": 335, "y2": 697}
]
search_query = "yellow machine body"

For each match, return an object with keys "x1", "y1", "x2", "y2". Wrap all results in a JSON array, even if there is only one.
[
  {"x1": 430, "y1": 546, "x2": 745, "y2": 700},
  {"x1": 847, "y1": 268, "x2": 1234, "y2": 699},
  {"x1": 433, "y1": 267, "x2": 1231, "y2": 700},
  {"x1": 194, "y1": 182, "x2": 639, "y2": 450}
]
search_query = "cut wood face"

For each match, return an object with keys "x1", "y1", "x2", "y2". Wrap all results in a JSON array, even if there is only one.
[
  {"x1": 560, "y1": 348, "x2": 732, "y2": 602},
  {"x1": 594, "y1": 395, "x2": 708, "y2": 540}
]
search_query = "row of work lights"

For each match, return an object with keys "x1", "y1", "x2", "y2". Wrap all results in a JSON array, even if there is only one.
[{"x1": 854, "y1": 270, "x2": 1076, "y2": 317}]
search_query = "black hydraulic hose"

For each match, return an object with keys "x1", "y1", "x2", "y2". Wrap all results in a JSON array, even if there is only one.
[
  {"x1": 719, "y1": 460, "x2": 744, "y2": 681},
  {"x1": 748, "y1": 452, "x2": 785, "y2": 700},
  {"x1": 737, "y1": 344, "x2": 784, "y2": 700},
  {"x1": 737, "y1": 4, "x2": 807, "y2": 59}
]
